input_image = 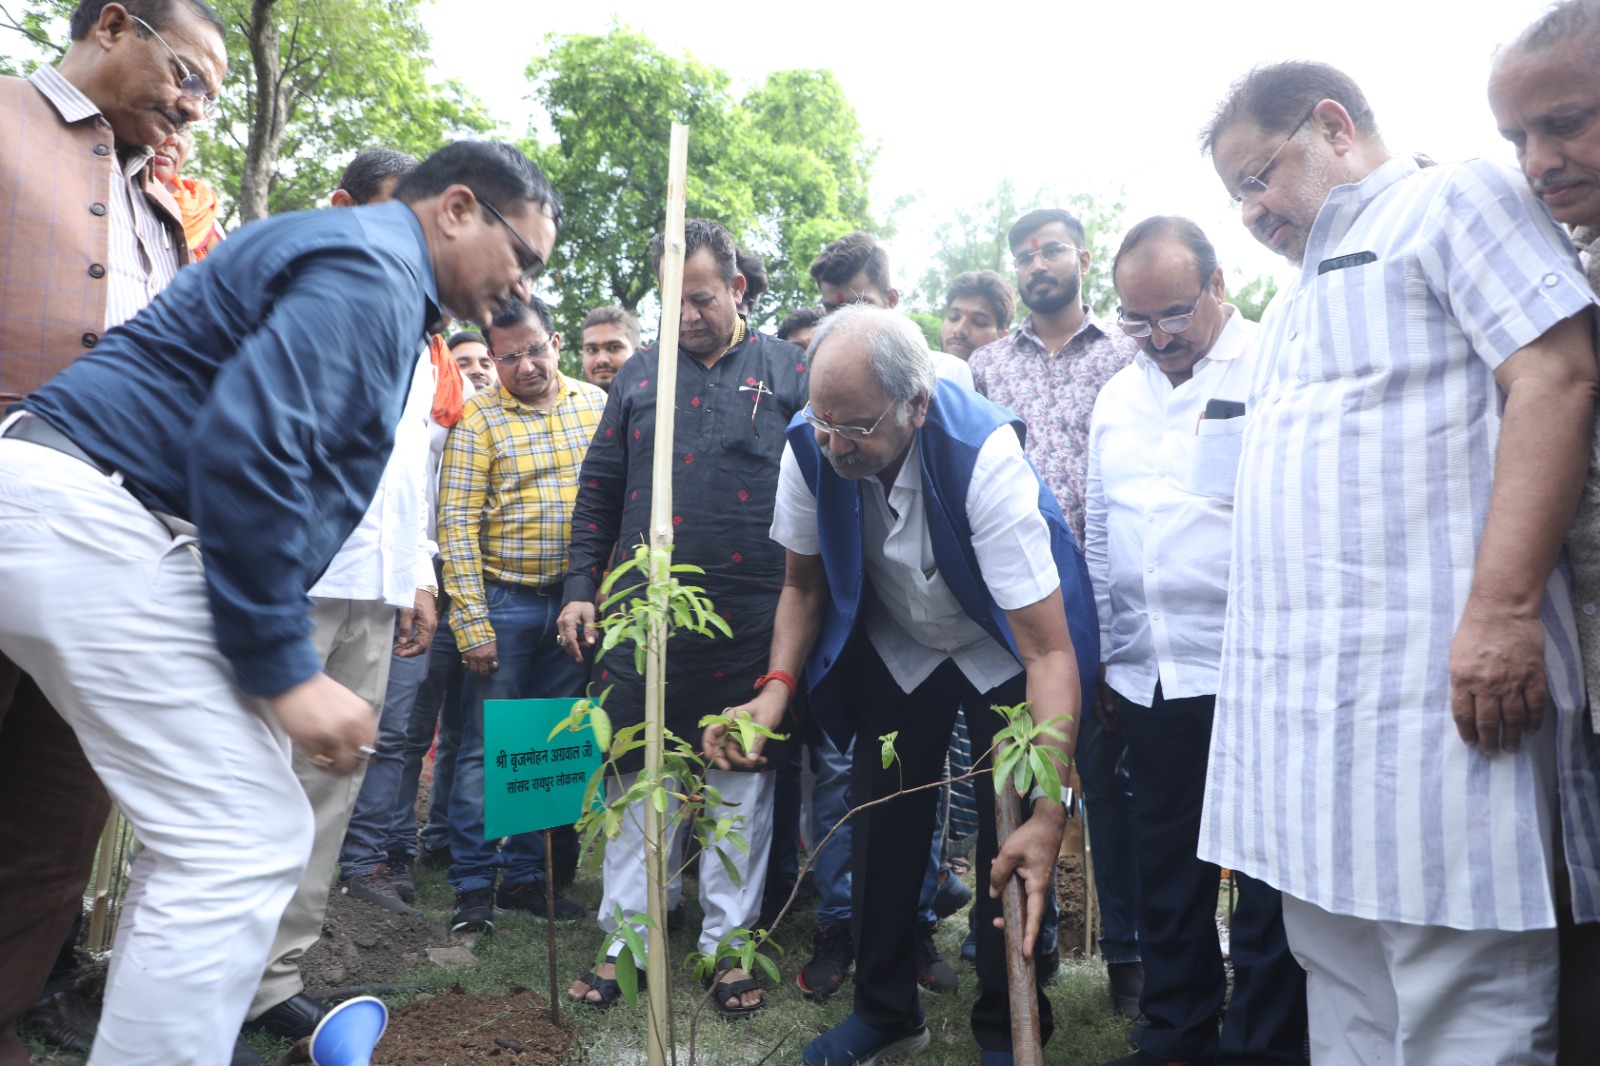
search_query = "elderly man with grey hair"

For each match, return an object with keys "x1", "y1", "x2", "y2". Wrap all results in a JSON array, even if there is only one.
[{"x1": 705, "y1": 306, "x2": 1099, "y2": 1066}]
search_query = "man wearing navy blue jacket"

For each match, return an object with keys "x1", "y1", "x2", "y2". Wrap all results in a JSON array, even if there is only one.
[
  {"x1": 705, "y1": 305, "x2": 1098, "y2": 1066},
  {"x1": 0, "y1": 139, "x2": 559, "y2": 1066}
]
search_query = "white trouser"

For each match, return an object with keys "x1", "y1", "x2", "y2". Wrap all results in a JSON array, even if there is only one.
[
  {"x1": 0, "y1": 439, "x2": 312, "y2": 1066},
  {"x1": 250, "y1": 597, "x2": 394, "y2": 1016},
  {"x1": 599, "y1": 768, "x2": 774, "y2": 963},
  {"x1": 1280, "y1": 892, "x2": 1558, "y2": 1065}
]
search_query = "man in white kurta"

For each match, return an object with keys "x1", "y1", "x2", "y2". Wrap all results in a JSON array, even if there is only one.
[{"x1": 1200, "y1": 61, "x2": 1600, "y2": 1064}]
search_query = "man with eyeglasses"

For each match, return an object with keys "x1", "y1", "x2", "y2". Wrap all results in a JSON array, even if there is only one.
[
  {"x1": 0, "y1": 2, "x2": 226, "y2": 1062},
  {"x1": 796, "y1": 229, "x2": 972, "y2": 1004},
  {"x1": 558, "y1": 218, "x2": 807, "y2": 1017},
  {"x1": 435, "y1": 295, "x2": 604, "y2": 934},
  {"x1": 705, "y1": 305, "x2": 1098, "y2": 1066},
  {"x1": 969, "y1": 207, "x2": 1143, "y2": 1017},
  {"x1": 1087, "y1": 217, "x2": 1306, "y2": 1066},
  {"x1": 1492, "y1": 8, "x2": 1600, "y2": 1060},
  {"x1": 1200, "y1": 61, "x2": 1600, "y2": 1063},
  {"x1": 0, "y1": 137, "x2": 559, "y2": 1066}
]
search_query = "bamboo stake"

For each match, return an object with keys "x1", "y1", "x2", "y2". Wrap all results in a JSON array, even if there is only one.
[
  {"x1": 995, "y1": 761, "x2": 1043, "y2": 1066},
  {"x1": 86, "y1": 807, "x2": 121, "y2": 951},
  {"x1": 643, "y1": 121, "x2": 690, "y2": 1066}
]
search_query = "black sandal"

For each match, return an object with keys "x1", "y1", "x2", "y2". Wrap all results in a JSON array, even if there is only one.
[
  {"x1": 703, "y1": 958, "x2": 766, "y2": 1019},
  {"x1": 570, "y1": 966, "x2": 645, "y2": 1010}
]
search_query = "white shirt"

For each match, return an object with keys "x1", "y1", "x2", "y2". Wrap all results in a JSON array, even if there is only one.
[
  {"x1": 932, "y1": 350, "x2": 974, "y2": 390},
  {"x1": 771, "y1": 423, "x2": 1059, "y2": 694},
  {"x1": 1086, "y1": 310, "x2": 1257, "y2": 705},
  {"x1": 1201, "y1": 156, "x2": 1600, "y2": 931},
  {"x1": 311, "y1": 351, "x2": 438, "y2": 606}
]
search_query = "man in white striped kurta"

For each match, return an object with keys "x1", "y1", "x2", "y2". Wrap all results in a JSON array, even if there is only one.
[{"x1": 1201, "y1": 60, "x2": 1600, "y2": 1065}]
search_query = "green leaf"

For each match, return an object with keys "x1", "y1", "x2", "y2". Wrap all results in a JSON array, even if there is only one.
[
  {"x1": 613, "y1": 943, "x2": 638, "y2": 1007},
  {"x1": 879, "y1": 731, "x2": 899, "y2": 770},
  {"x1": 589, "y1": 705, "x2": 613, "y2": 757},
  {"x1": 713, "y1": 844, "x2": 743, "y2": 887}
]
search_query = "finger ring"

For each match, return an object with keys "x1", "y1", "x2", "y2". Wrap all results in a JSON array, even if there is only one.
[
  {"x1": 311, "y1": 754, "x2": 335, "y2": 769},
  {"x1": 356, "y1": 745, "x2": 376, "y2": 758},
  {"x1": 460, "y1": 659, "x2": 468, "y2": 666},
  {"x1": 489, "y1": 660, "x2": 499, "y2": 669},
  {"x1": 556, "y1": 634, "x2": 569, "y2": 646}
]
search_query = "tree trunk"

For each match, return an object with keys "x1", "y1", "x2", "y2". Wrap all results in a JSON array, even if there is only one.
[{"x1": 238, "y1": 0, "x2": 287, "y2": 223}]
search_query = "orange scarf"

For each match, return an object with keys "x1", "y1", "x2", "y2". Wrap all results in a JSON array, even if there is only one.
[
  {"x1": 427, "y1": 333, "x2": 465, "y2": 428},
  {"x1": 169, "y1": 176, "x2": 222, "y2": 259}
]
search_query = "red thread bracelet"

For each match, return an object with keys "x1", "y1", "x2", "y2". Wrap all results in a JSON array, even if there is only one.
[{"x1": 753, "y1": 669, "x2": 797, "y2": 701}]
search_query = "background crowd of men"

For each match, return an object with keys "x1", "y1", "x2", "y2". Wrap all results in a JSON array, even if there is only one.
[{"x1": 3, "y1": 1, "x2": 1600, "y2": 1065}]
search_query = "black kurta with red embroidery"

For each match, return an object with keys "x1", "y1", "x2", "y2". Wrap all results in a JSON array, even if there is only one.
[{"x1": 563, "y1": 326, "x2": 808, "y2": 771}]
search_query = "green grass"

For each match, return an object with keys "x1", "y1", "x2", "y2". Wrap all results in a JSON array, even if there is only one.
[{"x1": 24, "y1": 858, "x2": 1136, "y2": 1065}]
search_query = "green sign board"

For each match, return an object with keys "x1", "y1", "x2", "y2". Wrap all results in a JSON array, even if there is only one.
[{"x1": 482, "y1": 697, "x2": 601, "y2": 840}]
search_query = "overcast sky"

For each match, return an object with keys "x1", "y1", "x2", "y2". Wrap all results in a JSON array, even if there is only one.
[
  {"x1": 1, "y1": 1, "x2": 1556, "y2": 304},
  {"x1": 419, "y1": 0, "x2": 1555, "y2": 300}
]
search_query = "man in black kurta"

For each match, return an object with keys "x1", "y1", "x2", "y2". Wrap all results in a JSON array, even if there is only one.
[{"x1": 558, "y1": 219, "x2": 805, "y2": 1015}]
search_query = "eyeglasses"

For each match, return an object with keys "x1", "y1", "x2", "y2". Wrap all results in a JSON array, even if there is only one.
[
  {"x1": 492, "y1": 341, "x2": 551, "y2": 365},
  {"x1": 1230, "y1": 104, "x2": 1317, "y2": 208},
  {"x1": 1012, "y1": 241, "x2": 1079, "y2": 271},
  {"x1": 801, "y1": 399, "x2": 897, "y2": 442},
  {"x1": 1117, "y1": 293, "x2": 1206, "y2": 338},
  {"x1": 479, "y1": 199, "x2": 546, "y2": 286},
  {"x1": 129, "y1": 15, "x2": 217, "y2": 119}
]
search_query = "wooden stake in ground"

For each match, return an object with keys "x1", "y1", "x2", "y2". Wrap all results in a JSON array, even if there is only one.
[
  {"x1": 544, "y1": 828, "x2": 560, "y2": 1026},
  {"x1": 642, "y1": 121, "x2": 690, "y2": 1066},
  {"x1": 995, "y1": 770, "x2": 1043, "y2": 1066}
]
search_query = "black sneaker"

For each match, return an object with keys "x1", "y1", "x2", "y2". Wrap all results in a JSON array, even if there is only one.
[
  {"x1": 916, "y1": 927, "x2": 959, "y2": 994},
  {"x1": 418, "y1": 841, "x2": 453, "y2": 870},
  {"x1": 340, "y1": 867, "x2": 421, "y2": 916},
  {"x1": 387, "y1": 861, "x2": 416, "y2": 903},
  {"x1": 451, "y1": 887, "x2": 495, "y2": 933},
  {"x1": 496, "y1": 881, "x2": 586, "y2": 922},
  {"x1": 797, "y1": 924, "x2": 854, "y2": 1000}
]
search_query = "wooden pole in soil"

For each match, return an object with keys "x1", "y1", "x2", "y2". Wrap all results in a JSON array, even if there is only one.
[
  {"x1": 544, "y1": 829, "x2": 560, "y2": 1026},
  {"x1": 643, "y1": 121, "x2": 690, "y2": 1066},
  {"x1": 994, "y1": 761, "x2": 1043, "y2": 1066}
]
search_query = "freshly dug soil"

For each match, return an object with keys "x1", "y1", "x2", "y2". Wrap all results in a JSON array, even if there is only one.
[
  {"x1": 376, "y1": 987, "x2": 571, "y2": 1064},
  {"x1": 1055, "y1": 852, "x2": 1091, "y2": 957},
  {"x1": 301, "y1": 886, "x2": 453, "y2": 994}
]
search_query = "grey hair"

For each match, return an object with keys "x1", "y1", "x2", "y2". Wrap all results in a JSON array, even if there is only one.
[
  {"x1": 810, "y1": 306, "x2": 938, "y2": 422},
  {"x1": 1500, "y1": 0, "x2": 1600, "y2": 65}
]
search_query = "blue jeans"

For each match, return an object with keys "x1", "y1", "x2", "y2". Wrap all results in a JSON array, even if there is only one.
[
  {"x1": 809, "y1": 734, "x2": 939, "y2": 931},
  {"x1": 447, "y1": 583, "x2": 587, "y2": 893},
  {"x1": 338, "y1": 629, "x2": 430, "y2": 878},
  {"x1": 416, "y1": 622, "x2": 466, "y2": 855},
  {"x1": 1077, "y1": 710, "x2": 1140, "y2": 964}
]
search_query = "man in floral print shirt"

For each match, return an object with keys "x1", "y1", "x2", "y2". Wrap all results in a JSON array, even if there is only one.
[{"x1": 969, "y1": 206, "x2": 1144, "y2": 1017}]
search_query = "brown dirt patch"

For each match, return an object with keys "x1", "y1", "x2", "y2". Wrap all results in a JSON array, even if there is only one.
[
  {"x1": 300, "y1": 886, "x2": 453, "y2": 994},
  {"x1": 1055, "y1": 852, "x2": 1090, "y2": 958},
  {"x1": 376, "y1": 987, "x2": 572, "y2": 1064}
]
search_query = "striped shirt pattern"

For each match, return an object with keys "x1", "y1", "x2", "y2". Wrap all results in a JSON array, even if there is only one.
[
  {"x1": 31, "y1": 67, "x2": 178, "y2": 330},
  {"x1": 1201, "y1": 156, "x2": 1600, "y2": 931},
  {"x1": 440, "y1": 376, "x2": 607, "y2": 651}
]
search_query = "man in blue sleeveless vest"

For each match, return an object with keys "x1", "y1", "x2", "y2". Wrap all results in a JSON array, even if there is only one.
[{"x1": 705, "y1": 306, "x2": 1099, "y2": 1066}]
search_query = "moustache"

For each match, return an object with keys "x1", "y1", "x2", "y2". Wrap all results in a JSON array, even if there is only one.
[
  {"x1": 1533, "y1": 170, "x2": 1589, "y2": 193},
  {"x1": 821, "y1": 446, "x2": 869, "y2": 470}
]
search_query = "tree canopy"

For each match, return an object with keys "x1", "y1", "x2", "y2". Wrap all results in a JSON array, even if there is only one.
[
  {"x1": 524, "y1": 25, "x2": 879, "y2": 343},
  {"x1": 2, "y1": 0, "x2": 493, "y2": 224}
]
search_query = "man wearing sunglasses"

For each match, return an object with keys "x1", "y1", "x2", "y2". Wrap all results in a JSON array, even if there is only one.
[
  {"x1": 1088, "y1": 217, "x2": 1307, "y2": 1066},
  {"x1": 0, "y1": 2, "x2": 227, "y2": 1062},
  {"x1": 1201, "y1": 61, "x2": 1600, "y2": 1063},
  {"x1": 969, "y1": 207, "x2": 1144, "y2": 1018}
]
